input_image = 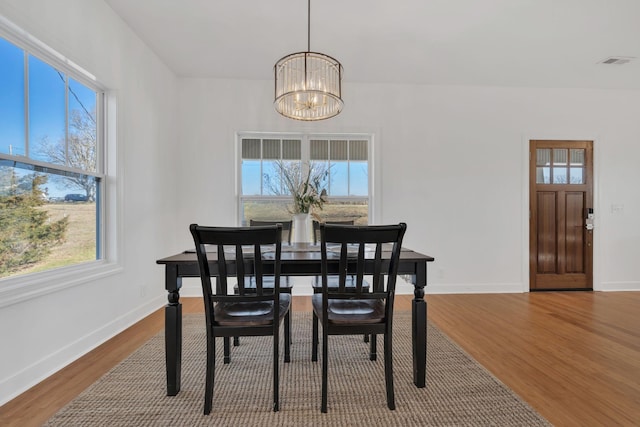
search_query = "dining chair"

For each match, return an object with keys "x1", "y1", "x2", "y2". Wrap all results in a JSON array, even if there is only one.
[
  {"x1": 231, "y1": 219, "x2": 293, "y2": 352},
  {"x1": 190, "y1": 223, "x2": 291, "y2": 414},
  {"x1": 312, "y1": 222, "x2": 406, "y2": 413},
  {"x1": 311, "y1": 220, "x2": 372, "y2": 356},
  {"x1": 250, "y1": 219, "x2": 293, "y2": 244}
]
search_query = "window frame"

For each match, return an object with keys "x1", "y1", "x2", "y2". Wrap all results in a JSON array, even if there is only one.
[
  {"x1": 0, "y1": 17, "x2": 120, "y2": 306},
  {"x1": 236, "y1": 132, "x2": 373, "y2": 226}
]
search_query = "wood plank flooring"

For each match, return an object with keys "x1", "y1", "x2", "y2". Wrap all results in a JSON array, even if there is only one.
[{"x1": 1, "y1": 292, "x2": 638, "y2": 426}]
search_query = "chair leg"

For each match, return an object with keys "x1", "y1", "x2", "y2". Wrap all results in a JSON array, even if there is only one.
[
  {"x1": 312, "y1": 312, "x2": 319, "y2": 362},
  {"x1": 364, "y1": 334, "x2": 369, "y2": 343},
  {"x1": 223, "y1": 337, "x2": 231, "y2": 364},
  {"x1": 284, "y1": 311, "x2": 291, "y2": 363},
  {"x1": 321, "y1": 332, "x2": 328, "y2": 413},
  {"x1": 204, "y1": 334, "x2": 216, "y2": 415},
  {"x1": 273, "y1": 328, "x2": 280, "y2": 412},
  {"x1": 384, "y1": 332, "x2": 395, "y2": 410},
  {"x1": 369, "y1": 334, "x2": 377, "y2": 361},
  {"x1": 233, "y1": 336, "x2": 239, "y2": 346}
]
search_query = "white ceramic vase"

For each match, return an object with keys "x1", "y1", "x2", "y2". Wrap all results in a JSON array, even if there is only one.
[{"x1": 292, "y1": 213, "x2": 310, "y2": 243}]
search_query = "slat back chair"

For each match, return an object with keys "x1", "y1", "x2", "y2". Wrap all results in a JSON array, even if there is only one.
[
  {"x1": 190, "y1": 223, "x2": 291, "y2": 414},
  {"x1": 311, "y1": 220, "x2": 371, "y2": 354},
  {"x1": 229, "y1": 220, "x2": 293, "y2": 351},
  {"x1": 312, "y1": 222, "x2": 406, "y2": 413}
]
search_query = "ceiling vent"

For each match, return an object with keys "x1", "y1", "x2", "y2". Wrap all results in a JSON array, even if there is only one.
[{"x1": 598, "y1": 56, "x2": 634, "y2": 65}]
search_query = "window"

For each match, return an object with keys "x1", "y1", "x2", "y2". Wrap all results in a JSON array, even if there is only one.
[
  {"x1": 536, "y1": 148, "x2": 585, "y2": 184},
  {"x1": 238, "y1": 134, "x2": 371, "y2": 225},
  {"x1": 0, "y1": 30, "x2": 105, "y2": 281}
]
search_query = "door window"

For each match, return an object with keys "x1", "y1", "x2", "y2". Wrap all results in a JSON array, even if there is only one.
[{"x1": 536, "y1": 148, "x2": 585, "y2": 184}]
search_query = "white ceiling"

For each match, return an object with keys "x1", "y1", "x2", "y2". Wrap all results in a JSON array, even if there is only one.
[{"x1": 104, "y1": 0, "x2": 640, "y2": 89}]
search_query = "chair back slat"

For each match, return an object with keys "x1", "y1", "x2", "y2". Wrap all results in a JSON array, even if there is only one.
[
  {"x1": 373, "y1": 242, "x2": 383, "y2": 292},
  {"x1": 216, "y1": 244, "x2": 228, "y2": 294},
  {"x1": 235, "y1": 244, "x2": 245, "y2": 293},
  {"x1": 356, "y1": 243, "x2": 366, "y2": 293}
]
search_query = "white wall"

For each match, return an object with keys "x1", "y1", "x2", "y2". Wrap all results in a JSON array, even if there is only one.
[
  {"x1": 177, "y1": 79, "x2": 640, "y2": 295},
  {"x1": 0, "y1": 0, "x2": 180, "y2": 405}
]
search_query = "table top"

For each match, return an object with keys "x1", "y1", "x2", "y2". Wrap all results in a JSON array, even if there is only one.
[{"x1": 157, "y1": 243, "x2": 434, "y2": 264}]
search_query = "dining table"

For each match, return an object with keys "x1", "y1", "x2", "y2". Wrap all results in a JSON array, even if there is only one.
[{"x1": 156, "y1": 243, "x2": 434, "y2": 396}]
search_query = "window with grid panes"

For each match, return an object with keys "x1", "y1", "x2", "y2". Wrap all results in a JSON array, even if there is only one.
[
  {"x1": 0, "y1": 26, "x2": 107, "y2": 281},
  {"x1": 238, "y1": 134, "x2": 370, "y2": 225},
  {"x1": 535, "y1": 148, "x2": 586, "y2": 184}
]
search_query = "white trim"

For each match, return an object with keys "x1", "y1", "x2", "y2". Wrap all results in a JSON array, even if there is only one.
[
  {"x1": 0, "y1": 153, "x2": 104, "y2": 179},
  {"x1": 0, "y1": 16, "x2": 120, "y2": 297},
  {"x1": 0, "y1": 293, "x2": 164, "y2": 406},
  {"x1": 369, "y1": 132, "x2": 381, "y2": 224},
  {"x1": 521, "y1": 133, "x2": 600, "y2": 292},
  {"x1": 426, "y1": 282, "x2": 527, "y2": 294},
  {"x1": 0, "y1": 262, "x2": 122, "y2": 308},
  {"x1": 599, "y1": 282, "x2": 640, "y2": 291},
  {"x1": 520, "y1": 136, "x2": 530, "y2": 292},
  {"x1": 0, "y1": 91, "x2": 120, "y2": 306},
  {"x1": 0, "y1": 14, "x2": 100, "y2": 89}
]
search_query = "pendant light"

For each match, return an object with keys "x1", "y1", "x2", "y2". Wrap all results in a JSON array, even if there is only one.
[{"x1": 274, "y1": 0, "x2": 344, "y2": 121}]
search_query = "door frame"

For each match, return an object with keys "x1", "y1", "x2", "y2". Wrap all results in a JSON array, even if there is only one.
[{"x1": 521, "y1": 134, "x2": 600, "y2": 292}]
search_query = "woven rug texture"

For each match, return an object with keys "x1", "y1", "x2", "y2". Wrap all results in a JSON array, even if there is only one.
[{"x1": 44, "y1": 312, "x2": 550, "y2": 426}]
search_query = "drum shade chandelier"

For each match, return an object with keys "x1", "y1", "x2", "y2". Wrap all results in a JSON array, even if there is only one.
[{"x1": 274, "y1": 0, "x2": 343, "y2": 121}]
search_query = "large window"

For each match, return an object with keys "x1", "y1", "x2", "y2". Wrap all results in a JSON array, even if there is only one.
[
  {"x1": 0, "y1": 31, "x2": 105, "y2": 280},
  {"x1": 238, "y1": 133, "x2": 370, "y2": 225}
]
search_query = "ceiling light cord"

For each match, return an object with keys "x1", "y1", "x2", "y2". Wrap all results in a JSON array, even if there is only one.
[{"x1": 307, "y1": 0, "x2": 311, "y2": 53}]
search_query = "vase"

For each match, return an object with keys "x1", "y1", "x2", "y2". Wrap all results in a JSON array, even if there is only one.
[{"x1": 292, "y1": 213, "x2": 310, "y2": 243}]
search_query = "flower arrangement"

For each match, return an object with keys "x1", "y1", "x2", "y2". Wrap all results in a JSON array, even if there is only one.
[{"x1": 272, "y1": 160, "x2": 328, "y2": 215}]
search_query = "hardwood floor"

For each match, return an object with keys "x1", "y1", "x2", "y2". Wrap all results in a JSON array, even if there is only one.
[
  {"x1": 428, "y1": 292, "x2": 640, "y2": 427},
  {"x1": 1, "y1": 292, "x2": 638, "y2": 426}
]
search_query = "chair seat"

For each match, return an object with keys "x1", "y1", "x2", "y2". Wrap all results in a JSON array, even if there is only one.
[
  {"x1": 311, "y1": 294, "x2": 385, "y2": 325},
  {"x1": 214, "y1": 294, "x2": 291, "y2": 326}
]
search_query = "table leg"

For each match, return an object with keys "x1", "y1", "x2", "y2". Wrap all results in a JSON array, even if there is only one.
[
  {"x1": 412, "y1": 262, "x2": 427, "y2": 388},
  {"x1": 165, "y1": 265, "x2": 182, "y2": 396}
]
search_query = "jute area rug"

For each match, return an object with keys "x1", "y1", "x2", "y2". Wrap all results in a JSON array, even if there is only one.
[{"x1": 45, "y1": 312, "x2": 550, "y2": 426}]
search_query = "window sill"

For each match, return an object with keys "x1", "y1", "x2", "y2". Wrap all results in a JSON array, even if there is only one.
[{"x1": 0, "y1": 261, "x2": 123, "y2": 308}]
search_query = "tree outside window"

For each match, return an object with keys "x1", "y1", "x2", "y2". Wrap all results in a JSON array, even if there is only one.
[
  {"x1": 239, "y1": 134, "x2": 370, "y2": 226},
  {"x1": 0, "y1": 33, "x2": 103, "y2": 279}
]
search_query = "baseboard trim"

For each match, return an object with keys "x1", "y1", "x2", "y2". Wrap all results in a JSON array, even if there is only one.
[
  {"x1": 425, "y1": 282, "x2": 526, "y2": 294},
  {"x1": 598, "y1": 281, "x2": 640, "y2": 292},
  {"x1": 0, "y1": 294, "x2": 165, "y2": 406}
]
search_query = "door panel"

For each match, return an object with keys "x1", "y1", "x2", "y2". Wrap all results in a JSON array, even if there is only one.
[
  {"x1": 536, "y1": 192, "x2": 557, "y2": 273},
  {"x1": 530, "y1": 140, "x2": 593, "y2": 290},
  {"x1": 565, "y1": 192, "x2": 585, "y2": 273}
]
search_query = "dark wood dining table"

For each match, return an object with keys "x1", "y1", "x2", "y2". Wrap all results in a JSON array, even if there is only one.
[{"x1": 156, "y1": 244, "x2": 434, "y2": 396}]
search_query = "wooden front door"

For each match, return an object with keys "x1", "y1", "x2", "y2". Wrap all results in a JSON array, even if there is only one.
[{"x1": 529, "y1": 140, "x2": 593, "y2": 290}]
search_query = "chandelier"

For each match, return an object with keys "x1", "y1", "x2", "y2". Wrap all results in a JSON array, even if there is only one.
[{"x1": 274, "y1": 0, "x2": 344, "y2": 121}]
